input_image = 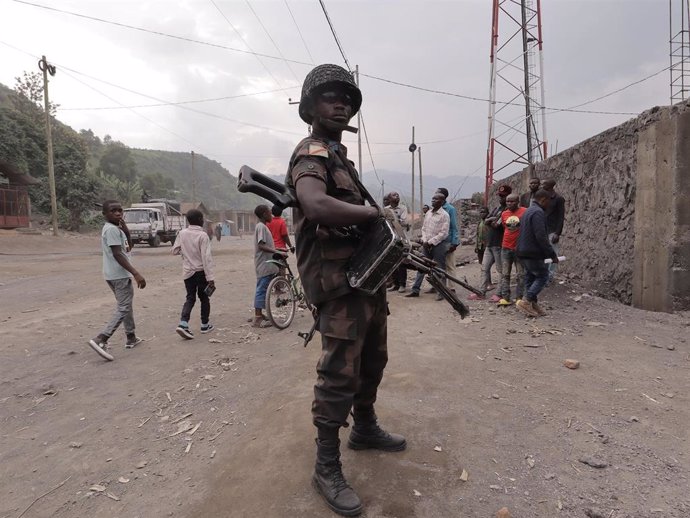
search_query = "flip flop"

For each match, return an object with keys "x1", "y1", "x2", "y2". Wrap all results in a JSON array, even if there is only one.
[{"x1": 252, "y1": 318, "x2": 272, "y2": 329}]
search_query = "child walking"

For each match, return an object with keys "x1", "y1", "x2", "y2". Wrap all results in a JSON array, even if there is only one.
[
  {"x1": 88, "y1": 200, "x2": 146, "y2": 361},
  {"x1": 172, "y1": 209, "x2": 216, "y2": 339}
]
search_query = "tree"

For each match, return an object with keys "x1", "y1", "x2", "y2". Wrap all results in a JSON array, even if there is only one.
[
  {"x1": 99, "y1": 142, "x2": 138, "y2": 183},
  {"x1": 13, "y1": 71, "x2": 58, "y2": 118},
  {"x1": 98, "y1": 171, "x2": 142, "y2": 207},
  {"x1": 471, "y1": 191, "x2": 484, "y2": 205}
]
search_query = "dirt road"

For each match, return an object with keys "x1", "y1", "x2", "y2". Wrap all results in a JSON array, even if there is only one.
[{"x1": 1, "y1": 231, "x2": 688, "y2": 518}]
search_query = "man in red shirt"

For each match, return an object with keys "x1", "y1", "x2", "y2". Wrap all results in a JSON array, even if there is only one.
[
  {"x1": 265, "y1": 213, "x2": 295, "y2": 253},
  {"x1": 492, "y1": 193, "x2": 526, "y2": 305}
]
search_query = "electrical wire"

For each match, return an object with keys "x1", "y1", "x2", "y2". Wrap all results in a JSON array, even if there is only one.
[
  {"x1": 11, "y1": 1, "x2": 668, "y2": 116},
  {"x1": 209, "y1": 0, "x2": 284, "y2": 88},
  {"x1": 59, "y1": 86, "x2": 300, "y2": 111},
  {"x1": 283, "y1": 0, "x2": 315, "y2": 64},
  {"x1": 244, "y1": 0, "x2": 301, "y2": 83},
  {"x1": 317, "y1": 0, "x2": 351, "y2": 71},
  {"x1": 56, "y1": 64, "x2": 306, "y2": 136},
  {"x1": 59, "y1": 68, "x2": 231, "y2": 166},
  {"x1": 360, "y1": 72, "x2": 651, "y2": 116},
  {"x1": 10, "y1": 0, "x2": 313, "y2": 67}
]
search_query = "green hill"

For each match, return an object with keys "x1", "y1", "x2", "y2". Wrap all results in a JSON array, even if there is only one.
[{"x1": 0, "y1": 78, "x2": 259, "y2": 231}]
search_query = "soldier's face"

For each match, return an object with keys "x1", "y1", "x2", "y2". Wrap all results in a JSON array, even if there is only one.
[{"x1": 312, "y1": 88, "x2": 353, "y2": 124}]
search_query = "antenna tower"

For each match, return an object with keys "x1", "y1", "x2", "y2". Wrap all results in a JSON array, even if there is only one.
[
  {"x1": 670, "y1": 0, "x2": 690, "y2": 103},
  {"x1": 485, "y1": 0, "x2": 547, "y2": 203}
]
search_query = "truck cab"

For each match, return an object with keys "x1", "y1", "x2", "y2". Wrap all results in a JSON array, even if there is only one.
[{"x1": 124, "y1": 201, "x2": 186, "y2": 247}]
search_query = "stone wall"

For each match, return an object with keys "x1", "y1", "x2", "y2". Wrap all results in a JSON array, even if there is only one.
[{"x1": 490, "y1": 101, "x2": 690, "y2": 312}]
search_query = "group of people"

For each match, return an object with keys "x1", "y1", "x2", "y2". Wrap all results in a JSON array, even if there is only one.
[
  {"x1": 87, "y1": 63, "x2": 567, "y2": 517},
  {"x1": 88, "y1": 203, "x2": 220, "y2": 360},
  {"x1": 472, "y1": 178, "x2": 565, "y2": 317}
]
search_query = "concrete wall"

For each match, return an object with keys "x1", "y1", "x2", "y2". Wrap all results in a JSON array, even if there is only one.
[{"x1": 492, "y1": 101, "x2": 690, "y2": 312}]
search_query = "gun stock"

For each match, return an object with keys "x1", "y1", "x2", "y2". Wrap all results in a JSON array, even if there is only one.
[{"x1": 237, "y1": 165, "x2": 298, "y2": 216}]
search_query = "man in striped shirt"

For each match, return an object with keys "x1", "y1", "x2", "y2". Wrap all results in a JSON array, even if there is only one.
[{"x1": 406, "y1": 192, "x2": 450, "y2": 299}]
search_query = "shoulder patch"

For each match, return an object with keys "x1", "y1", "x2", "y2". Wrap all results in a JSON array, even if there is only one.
[{"x1": 308, "y1": 143, "x2": 329, "y2": 158}]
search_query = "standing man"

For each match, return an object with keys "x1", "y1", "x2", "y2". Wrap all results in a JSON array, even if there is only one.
[
  {"x1": 88, "y1": 200, "x2": 146, "y2": 361},
  {"x1": 520, "y1": 177, "x2": 541, "y2": 208},
  {"x1": 385, "y1": 191, "x2": 409, "y2": 292},
  {"x1": 493, "y1": 194, "x2": 526, "y2": 305},
  {"x1": 405, "y1": 192, "x2": 450, "y2": 299},
  {"x1": 470, "y1": 185, "x2": 510, "y2": 300},
  {"x1": 516, "y1": 190, "x2": 558, "y2": 317},
  {"x1": 286, "y1": 64, "x2": 405, "y2": 516},
  {"x1": 474, "y1": 206, "x2": 490, "y2": 266},
  {"x1": 172, "y1": 209, "x2": 215, "y2": 339},
  {"x1": 541, "y1": 178, "x2": 565, "y2": 283},
  {"x1": 436, "y1": 187, "x2": 459, "y2": 288}
]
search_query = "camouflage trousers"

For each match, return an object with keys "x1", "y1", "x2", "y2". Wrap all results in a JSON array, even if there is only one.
[{"x1": 312, "y1": 288, "x2": 388, "y2": 431}]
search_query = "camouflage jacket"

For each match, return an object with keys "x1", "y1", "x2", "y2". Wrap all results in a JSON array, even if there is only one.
[{"x1": 285, "y1": 136, "x2": 365, "y2": 306}]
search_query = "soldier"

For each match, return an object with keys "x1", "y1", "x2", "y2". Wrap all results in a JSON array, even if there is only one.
[{"x1": 286, "y1": 64, "x2": 406, "y2": 517}]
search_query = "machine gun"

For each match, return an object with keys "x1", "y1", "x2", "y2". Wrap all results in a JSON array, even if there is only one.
[
  {"x1": 403, "y1": 246, "x2": 483, "y2": 319},
  {"x1": 237, "y1": 164, "x2": 482, "y2": 344}
]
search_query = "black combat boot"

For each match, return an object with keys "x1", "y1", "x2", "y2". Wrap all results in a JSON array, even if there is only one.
[
  {"x1": 312, "y1": 438, "x2": 363, "y2": 516},
  {"x1": 348, "y1": 410, "x2": 407, "y2": 452}
]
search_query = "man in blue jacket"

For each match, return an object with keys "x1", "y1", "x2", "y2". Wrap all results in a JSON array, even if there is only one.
[{"x1": 516, "y1": 189, "x2": 559, "y2": 317}]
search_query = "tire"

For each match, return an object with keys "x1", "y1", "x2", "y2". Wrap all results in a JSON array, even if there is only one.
[
  {"x1": 265, "y1": 276, "x2": 296, "y2": 329},
  {"x1": 148, "y1": 235, "x2": 160, "y2": 248}
]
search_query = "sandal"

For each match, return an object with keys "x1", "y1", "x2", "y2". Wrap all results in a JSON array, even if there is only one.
[{"x1": 252, "y1": 317, "x2": 272, "y2": 328}]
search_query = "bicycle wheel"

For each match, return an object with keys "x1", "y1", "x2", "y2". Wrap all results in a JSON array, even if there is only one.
[{"x1": 266, "y1": 276, "x2": 296, "y2": 329}]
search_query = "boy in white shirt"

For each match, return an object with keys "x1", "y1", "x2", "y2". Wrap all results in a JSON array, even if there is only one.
[{"x1": 172, "y1": 209, "x2": 216, "y2": 339}]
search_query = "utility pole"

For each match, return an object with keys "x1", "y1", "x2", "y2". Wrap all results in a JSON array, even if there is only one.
[
  {"x1": 191, "y1": 151, "x2": 196, "y2": 202},
  {"x1": 418, "y1": 145, "x2": 423, "y2": 219},
  {"x1": 355, "y1": 65, "x2": 363, "y2": 179},
  {"x1": 409, "y1": 127, "x2": 417, "y2": 232},
  {"x1": 39, "y1": 55, "x2": 58, "y2": 236},
  {"x1": 381, "y1": 180, "x2": 385, "y2": 204}
]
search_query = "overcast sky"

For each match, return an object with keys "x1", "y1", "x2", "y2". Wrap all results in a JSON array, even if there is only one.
[{"x1": 0, "y1": 0, "x2": 673, "y2": 194}]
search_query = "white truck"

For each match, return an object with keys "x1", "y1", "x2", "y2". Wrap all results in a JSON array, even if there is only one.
[{"x1": 123, "y1": 201, "x2": 186, "y2": 247}]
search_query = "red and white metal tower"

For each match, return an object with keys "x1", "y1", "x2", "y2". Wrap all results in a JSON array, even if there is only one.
[
  {"x1": 670, "y1": 0, "x2": 690, "y2": 103},
  {"x1": 485, "y1": 0, "x2": 547, "y2": 202}
]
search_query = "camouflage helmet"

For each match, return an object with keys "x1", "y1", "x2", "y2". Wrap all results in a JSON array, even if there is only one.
[{"x1": 298, "y1": 64, "x2": 362, "y2": 124}]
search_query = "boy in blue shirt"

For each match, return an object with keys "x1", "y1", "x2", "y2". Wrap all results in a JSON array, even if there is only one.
[{"x1": 88, "y1": 200, "x2": 146, "y2": 361}]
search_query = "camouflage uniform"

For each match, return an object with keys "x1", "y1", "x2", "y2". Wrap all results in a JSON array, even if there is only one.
[{"x1": 286, "y1": 136, "x2": 388, "y2": 432}]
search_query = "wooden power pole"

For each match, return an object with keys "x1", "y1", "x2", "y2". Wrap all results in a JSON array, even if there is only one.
[
  {"x1": 191, "y1": 151, "x2": 196, "y2": 202},
  {"x1": 409, "y1": 127, "x2": 417, "y2": 232},
  {"x1": 418, "y1": 145, "x2": 423, "y2": 220},
  {"x1": 39, "y1": 55, "x2": 58, "y2": 236}
]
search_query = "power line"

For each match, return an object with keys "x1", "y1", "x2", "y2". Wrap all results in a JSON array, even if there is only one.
[
  {"x1": 283, "y1": 0, "x2": 315, "y2": 64},
  {"x1": 11, "y1": 0, "x2": 313, "y2": 66},
  {"x1": 243, "y1": 0, "x2": 301, "y2": 83},
  {"x1": 11, "y1": 1, "x2": 667, "y2": 116},
  {"x1": 209, "y1": 0, "x2": 284, "y2": 88},
  {"x1": 317, "y1": 0, "x2": 351, "y2": 71},
  {"x1": 57, "y1": 64, "x2": 306, "y2": 136},
  {"x1": 360, "y1": 72, "x2": 653, "y2": 116},
  {"x1": 315, "y1": 1, "x2": 380, "y2": 184},
  {"x1": 59, "y1": 86, "x2": 300, "y2": 111},
  {"x1": 60, "y1": 68, "x2": 225, "y2": 164}
]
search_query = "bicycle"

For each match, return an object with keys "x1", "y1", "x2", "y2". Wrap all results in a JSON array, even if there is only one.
[{"x1": 265, "y1": 254, "x2": 312, "y2": 329}]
